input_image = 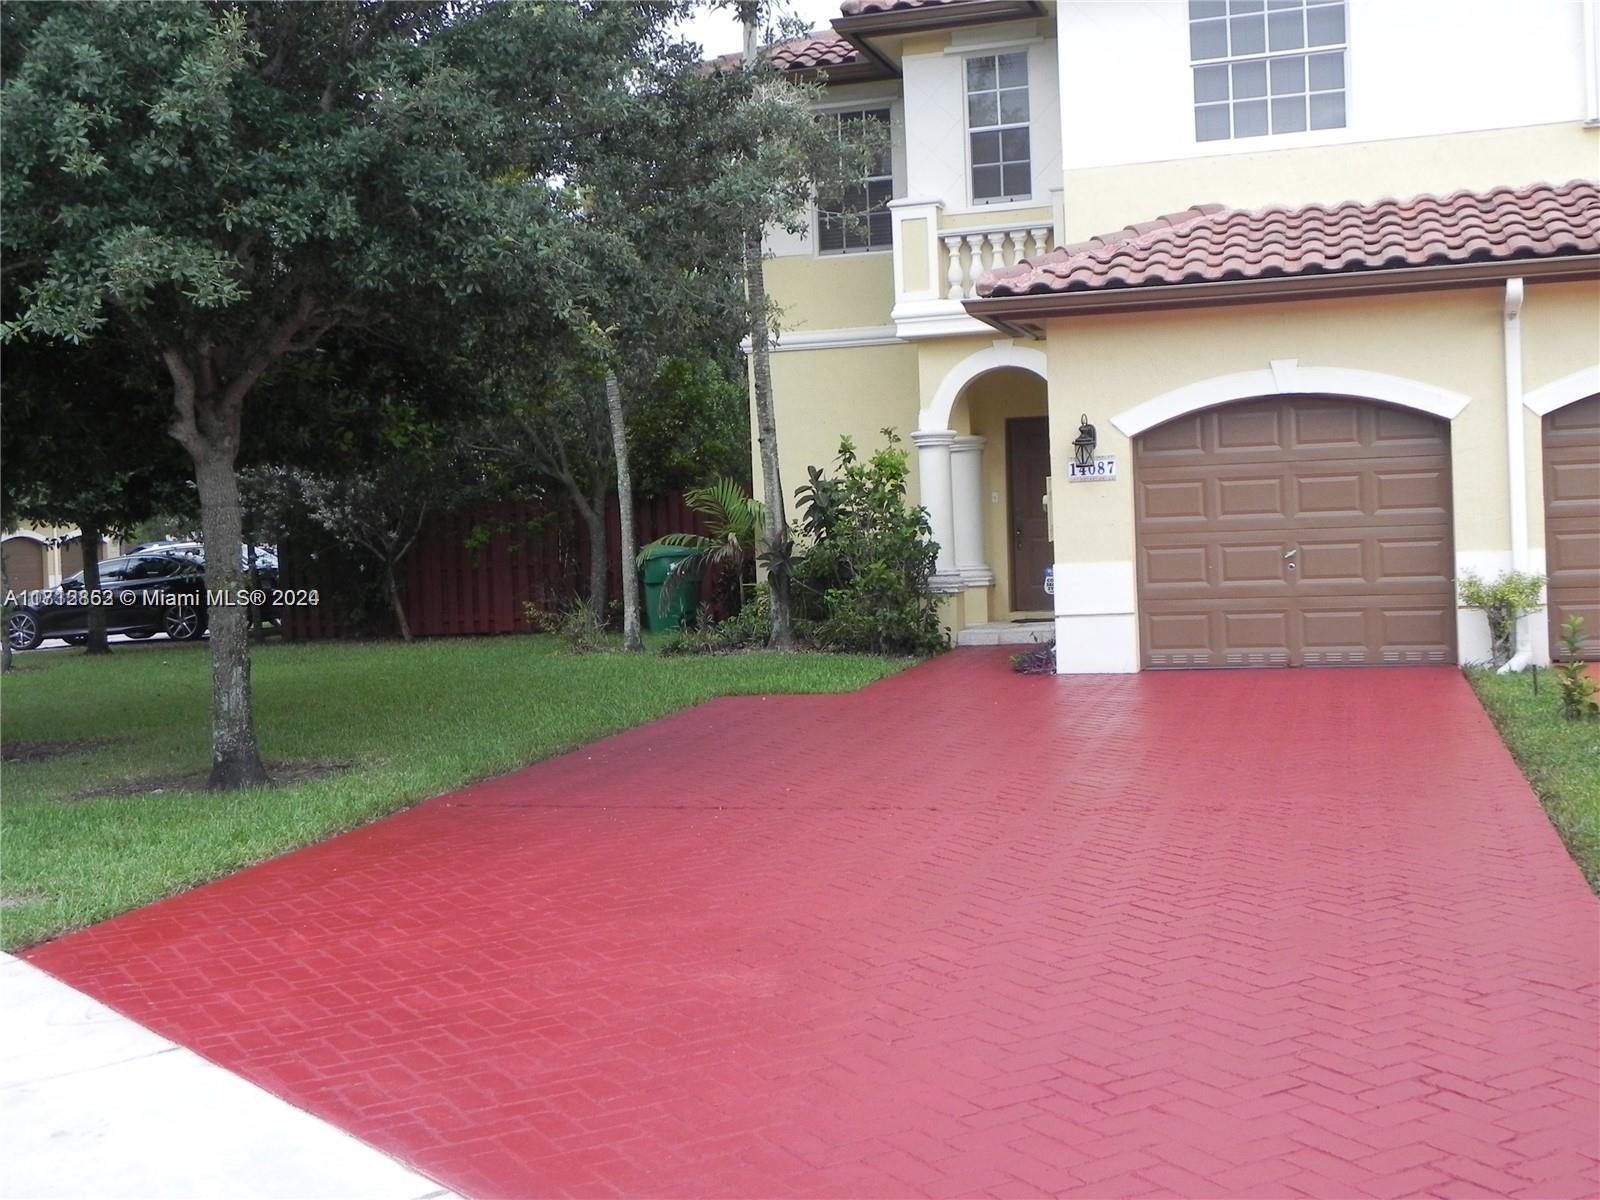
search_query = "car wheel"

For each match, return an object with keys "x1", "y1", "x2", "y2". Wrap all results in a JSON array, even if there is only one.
[
  {"x1": 6, "y1": 611, "x2": 43, "y2": 651},
  {"x1": 164, "y1": 604, "x2": 205, "y2": 641},
  {"x1": 124, "y1": 629, "x2": 157, "y2": 640}
]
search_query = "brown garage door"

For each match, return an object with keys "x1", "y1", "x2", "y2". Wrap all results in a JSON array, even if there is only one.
[
  {"x1": 2, "y1": 537, "x2": 46, "y2": 592},
  {"x1": 1544, "y1": 394, "x2": 1600, "y2": 661},
  {"x1": 1135, "y1": 396, "x2": 1455, "y2": 668}
]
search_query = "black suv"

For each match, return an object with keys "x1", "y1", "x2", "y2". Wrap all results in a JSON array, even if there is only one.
[{"x1": 4, "y1": 550, "x2": 263, "y2": 650}]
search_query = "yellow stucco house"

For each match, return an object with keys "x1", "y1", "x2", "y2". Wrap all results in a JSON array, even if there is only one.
[{"x1": 753, "y1": 0, "x2": 1600, "y2": 672}]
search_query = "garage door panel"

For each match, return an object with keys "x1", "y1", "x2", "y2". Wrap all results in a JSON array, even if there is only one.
[
  {"x1": 1544, "y1": 394, "x2": 1600, "y2": 660},
  {"x1": 1136, "y1": 396, "x2": 1453, "y2": 668},
  {"x1": 1291, "y1": 403, "x2": 1362, "y2": 449},
  {"x1": 1374, "y1": 606, "x2": 1455, "y2": 663},
  {"x1": 1546, "y1": 461, "x2": 1600, "y2": 509},
  {"x1": 1218, "y1": 476, "x2": 1284, "y2": 518},
  {"x1": 1139, "y1": 479, "x2": 1208, "y2": 522},
  {"x1": 1294, "y1": 473, "x2": 1364, "y2": 518},
  {"x1": 1217, "y1": 406, "x2": 1283, "y2": 452},
  {"x1": 1374, "y1": 468, "x2": 1452, "y2": 517},
  {"x1": 1142, "y1": 544, "x2": 1209, "y2": 588},
  {"x1": 1373, "y1": 405, "x2": 1451, "y2": 447},
  {"x1": 1143, "y1": 609, "x2": 1217, "y2": 666}
]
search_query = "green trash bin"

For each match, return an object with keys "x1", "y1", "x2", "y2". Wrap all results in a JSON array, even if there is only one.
[{"x1": 638, "y1": 546, "x2": 703, "y2": 632}]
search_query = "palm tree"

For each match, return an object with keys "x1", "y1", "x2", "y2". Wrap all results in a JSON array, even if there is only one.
[{"x1": 639, "y1": 476, "x2": 767, "y2": 618}]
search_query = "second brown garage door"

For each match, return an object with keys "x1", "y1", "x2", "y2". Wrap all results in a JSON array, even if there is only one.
[
  {"x1": 1544, "y1": 394, "x2": 1600, "y2": 661},
  {"x1": 1135, "y1": 396, "x2": 1455, "y2": 668}
]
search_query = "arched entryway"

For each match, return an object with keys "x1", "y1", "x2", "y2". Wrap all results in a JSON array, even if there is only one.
[{"x1": 1133, "y1": 395, "x2": 1455, "y2": 668}]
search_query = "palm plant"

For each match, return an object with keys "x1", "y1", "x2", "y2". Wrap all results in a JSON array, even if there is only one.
[{"x1": 639, "y1": 477, "x2": 768, "y2": 614}]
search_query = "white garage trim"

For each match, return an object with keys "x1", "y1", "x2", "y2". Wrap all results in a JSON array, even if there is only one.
[
  {"x1": 1, "y1": 532, "x2": 49, "y2": 544},
  {"x1": 1110, "y1": 361, "x2": 1472, "y2": 437},
  {"x1": 1524, "y1": 365, "x2": 1600, "y2": 416},
  {"x1": 922, "y1": 340, "x2": 1048, "y2": 432}
]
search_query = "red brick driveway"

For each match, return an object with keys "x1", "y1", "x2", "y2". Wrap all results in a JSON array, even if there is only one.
[{"x1": 25, "y1": 652, "x2": 1600, "y2": 1199}]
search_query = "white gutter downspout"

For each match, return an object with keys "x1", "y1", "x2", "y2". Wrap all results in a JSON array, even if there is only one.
[
  {"x1": 1585, "y1": 0, "x2": 1600, "y2": 126},
  {"x1": 1499, "y1": 277, "x2": 1532, "y2": 673}
]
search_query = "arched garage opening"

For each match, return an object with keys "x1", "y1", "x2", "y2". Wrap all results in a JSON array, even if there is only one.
[
  {"x1": 1, "y1": 536, "x2": 46, "y2": 592},
  {"x1": 1133, "y1": 395, "x2": 1455, "y2": 669},
  {"x1": 1542, "y1": 393, "x2": 1599, "y2": 661}
]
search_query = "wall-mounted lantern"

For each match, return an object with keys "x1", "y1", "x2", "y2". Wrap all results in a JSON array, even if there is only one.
[{"x1": 1072, "y1": 414, "x2": 1097, "y2": 468}]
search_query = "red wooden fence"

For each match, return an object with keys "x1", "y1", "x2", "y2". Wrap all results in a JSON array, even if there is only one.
[{"x1": 281, "y1": 492, "x2": 713, "y2": 640}]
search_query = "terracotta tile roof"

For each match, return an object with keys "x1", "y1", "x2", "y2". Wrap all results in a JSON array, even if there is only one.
[
  {"x1": 766, "y1": 28, "x2": 863, "y2": 70},
  {"x1": 840, "y1": 0, "x2": 964, "y2": 13},
  {"x1": 976, "y1": 180, "x2": 1600, "y2": 298}
]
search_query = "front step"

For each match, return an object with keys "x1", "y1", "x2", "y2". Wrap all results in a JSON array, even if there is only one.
[{"x1": 955, "y1": 620, "x2": 1053, "y2": 647}]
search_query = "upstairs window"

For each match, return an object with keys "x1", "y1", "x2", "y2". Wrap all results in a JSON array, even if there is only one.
[
  {"x1": 1190, "y1": 0, "x2": 1347, "y2": 142},
  {"x1": 966, "y1": 51, "x2": 1030, "y2": 203},
  {"x1": 817, "y1": 108, "x2": 893, "y2": 254}
]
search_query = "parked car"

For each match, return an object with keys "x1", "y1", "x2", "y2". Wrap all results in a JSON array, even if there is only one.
[{"x1": 5, "y1": 548, "x2": 277, "y2": 650}]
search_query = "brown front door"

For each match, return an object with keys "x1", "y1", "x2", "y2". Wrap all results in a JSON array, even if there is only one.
[
  {"x1": 1007, "y1": 417, "x2": 1052, "y2": 613},
  {"x1": 1134, "y1": 396, "x2": 1455, "y2": 668},
  {"x1": 1544, "y1": 394, "x2": 1600, "y2": 660}
]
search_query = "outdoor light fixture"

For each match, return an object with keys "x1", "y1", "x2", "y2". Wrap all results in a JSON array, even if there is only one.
[{"x1": 1072, "y1": 414, "x2": 1097, "y2": 468}]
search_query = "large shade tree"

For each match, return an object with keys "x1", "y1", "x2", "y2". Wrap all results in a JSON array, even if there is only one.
[{"x1": 1, "y1": 0, "x2": 675, "y2": 788}]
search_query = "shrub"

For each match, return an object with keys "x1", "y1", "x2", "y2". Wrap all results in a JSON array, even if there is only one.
[
  {"x1": 659, "y1": 594, "x2": 773, "y2": 656},
  {"x1": 522, "y1": 599, "x2": 610, "y2": 653},
  {"x1": 1555, "y1": 616, "x2": 1599, "y2": 720},
  {"x1": 1011, "y1": 640, "x2": 1056, "y2": 674},
  {"x1": 1457, "y1": 570, "x2": 1545, "y2": 666},
  {"x1": 792, "y1": 432, "x2": 945, "y2": 656}
]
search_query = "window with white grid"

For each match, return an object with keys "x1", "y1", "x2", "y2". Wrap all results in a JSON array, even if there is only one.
[
  {"x1": 1190, "y1": 0, "x2": 1347, "y2": 142},
  {"x1": 966, "y1": 51, "x2": 1031, "y2": 203},
  {"x1": 817, "y1": 108, "x2": 893, "y2": 254}
]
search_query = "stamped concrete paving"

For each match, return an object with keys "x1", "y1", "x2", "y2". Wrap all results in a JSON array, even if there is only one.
[{"x1": 24, "y1": 651, "x2": 1600, "y2": 1199}]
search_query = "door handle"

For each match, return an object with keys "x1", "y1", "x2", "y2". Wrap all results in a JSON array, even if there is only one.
[
  {"x1": 1014, "y1": 523, "x2": 1023, "y2": 550},
  {"x1": 1284, "y1": 546, "x2": 1297, "y2": 571}
]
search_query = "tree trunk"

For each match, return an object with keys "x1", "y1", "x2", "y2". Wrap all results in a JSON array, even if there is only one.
[
  {"x1": 386, "y1": 562, "x2": 412, "y2": 642},
  {"x1": 191, "y1": 449, "x2": 271, "y2": 790},
  {"x1": 605, "y1": 371, "x2": 643, "y2": 652},
  {"x1": 79, "y1": 521, "x2": 110, "y2": 655},
  {"x1": 1, "y1": 549, "x2": 12, "y2": 673},
  {"x1": 575, "y1": 490, "x2": 608, "y2": 620},
  {"x1": 743, "y1": 231, "x2": 795, "y2": 650}
]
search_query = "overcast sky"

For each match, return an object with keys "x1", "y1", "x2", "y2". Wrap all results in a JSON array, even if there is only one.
[{"x1": 675, "y1": 0, "x2": 845, "y2": 58}]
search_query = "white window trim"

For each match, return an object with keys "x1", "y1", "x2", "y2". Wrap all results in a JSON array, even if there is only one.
[
  {"x1": 812, "y1": 104, "x2": 898, "y2": 259},
  {"x1": 1189, "y1": 0, "x2": 1353, "y2": 145},
  {"x1": 963, "y1": 49, "x2": 1033, "y2": 207}
]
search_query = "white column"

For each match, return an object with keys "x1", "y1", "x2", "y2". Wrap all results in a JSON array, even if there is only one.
[
  {"x1": 950, "y1": 436, "x2": 992, "y2": 587},
  {"x1": 911, "y1": 429, "x2": 962, "y2": 592}
]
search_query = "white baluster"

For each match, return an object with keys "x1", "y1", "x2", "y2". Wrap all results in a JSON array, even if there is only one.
[
  {"x1": 1030, "y1": 226, "x2": 1051, "y2": 258},
  {"x1": 984, "y1": 232, "x2": 1005, "y2": 280},
  {"x1": 943, "y1": 236, "x2": 966, "y2": 301},
  {"x1": 963, "y1": 234, "x2": 985, "y2": 297},
  {"x1": 1006, "y1": 229, "x2": 1024, "y2": 267}
]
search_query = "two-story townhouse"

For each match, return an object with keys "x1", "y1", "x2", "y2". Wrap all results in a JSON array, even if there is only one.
[{"x1": 754, "y1": 0, "x2": 1600, "y2": 673}]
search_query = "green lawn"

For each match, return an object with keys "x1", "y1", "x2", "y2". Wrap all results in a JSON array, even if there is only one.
[
  {"x1": 0, "y1": 637, "x2": 908, "y2": 949},
  {"x1": 1467, "y1": 666, "x2": 1600, "y2": 893}
]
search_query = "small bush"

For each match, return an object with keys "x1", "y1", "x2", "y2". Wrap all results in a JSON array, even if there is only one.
[
  {"x1": 1011, "y1": 640, "x2": 1056, "y2": 674},
  {"x1": 1555, "y1": 616, "x2": 1599, "y2": 720},
  {"x1": 792, "y1": 432, "x2": 945, "y2": 657},
  {"x1": 659, "y1": 594, "x2": 772, "y2": 656},
  {"x1": 1457, "y1": 570, "x2": 1545, "y2": 666},
  {"x1": 523, "y1": 599, "x2": 610, "y2": 653}
]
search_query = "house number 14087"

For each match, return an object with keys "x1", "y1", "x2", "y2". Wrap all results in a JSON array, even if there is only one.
[{"x1": 1067, "y1": 456, "x2": 1117, "y2": 482}]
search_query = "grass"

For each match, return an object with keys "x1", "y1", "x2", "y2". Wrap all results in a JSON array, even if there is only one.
[
  {"x1": 1466, "y1": 665, "x2": 1600, "y2": 893},
  {"x1": 0, "y1": 636, "x2": 908, "y2": 949}
]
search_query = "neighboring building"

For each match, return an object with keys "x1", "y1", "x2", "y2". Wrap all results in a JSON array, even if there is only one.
[
  {"x1": 754, "y1": 0, "x2": 1600, "y2": 670},
  {"x1": 1, "y1": 526, "x2": 134, "y2": 591}
]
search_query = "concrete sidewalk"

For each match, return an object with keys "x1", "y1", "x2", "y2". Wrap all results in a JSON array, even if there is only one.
[{"x1": 2, "y1": 953, "x2": 457, "y2": 1200}]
